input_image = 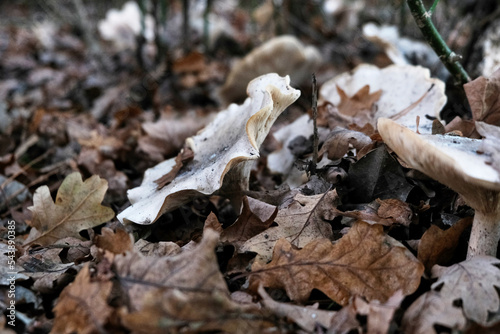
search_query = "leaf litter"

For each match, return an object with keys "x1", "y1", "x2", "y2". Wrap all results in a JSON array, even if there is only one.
[{"x1": 3, "y1": 1, "x2": 500, "y2": 333}]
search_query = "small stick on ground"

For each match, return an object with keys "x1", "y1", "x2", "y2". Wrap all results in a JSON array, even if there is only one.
[
  {"x1": 311, "y1": 73, "x2": 319, "y2": 176},
  {"x1": 407, "y1": 0, "x2": 470, "y2": 85}
]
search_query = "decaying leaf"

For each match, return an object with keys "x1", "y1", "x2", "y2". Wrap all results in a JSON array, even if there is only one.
[
  {"x1": 402, "y1": 290, "x2": 467, "y2": 334},
  {"x1": 218, "y1": 35, "x2": 321, "y2": 105},
  {"x1": 418, "y1": 217, "x2": 473, "y2": 273},
  {"x1": 114, "y1": 229, "x2": 226, "y2": 311},
  {"x1": 221, "y1": 196, "x2": 277, "y2": 250},
  {"x1": 95, "y1": 227, "x2": 134, "y2": 255},
  {"x1": 465, "y1": 68, "x2": 500, "y2": 127},
  {"x1": 138, "y1": 110, "x2": 211, "y2": 162},
  {"x1": 319, "y1": 64, "x2": 447, "y2": 133},
  {"x1": 117, "y1": 74, "x2": 300, "y2": 225},
  {"x1": 318, "y1": 127, "x2": 373, "y2": 160},
  {"x1": 25, "y1": 172, "x2": 114, "y2": 246},
  {"x1": 258, "y1": 285, "x2": 337, "y2": 332},
  {"x1": 404, "y1": 256, "x2": 500, "y2": 332},
  {"x1": 133, "y1": 239, "x2": 181, "y2": 257},
  {"x1": 249, "y1": 221, "x2": 424, "y2": 304},
  {"x1": 354, "y1": 290, "x2": 404, "y2": 334},
  {"x1": 17, "y1": 241, "x2": 83, "y2": 294},
  {"x1": 446, "y1": 69, "x2": 500, "y2": 137},
  {"x1": 341, "y1": 146, "x2": 414, "y2": 203},
  {"x1": 121, "y1": 286, "x2": 269, "y2": 334},
  {"x1": 52, "y1": 265, "x2": 113, "y2": 334},
  {"x1": 333, "y1": 198, "x2": 412, "y2": 226},
  {"x1": 241, "y1": 190, "x2": 338, "y2": 263},
  {"x1": 431, "y1": 256, "x2": 500, "y2": 326},
  {"x1": 337, "y1": 85, "x2": 382, "y2": 125},
  {"x1": 115, "y1": 229, "x2": 269, "y2": 333}
]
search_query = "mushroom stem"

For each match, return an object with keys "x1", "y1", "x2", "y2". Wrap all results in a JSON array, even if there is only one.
[{"x1": 467, "y1": 210, "x2": 500, "y2": 259}]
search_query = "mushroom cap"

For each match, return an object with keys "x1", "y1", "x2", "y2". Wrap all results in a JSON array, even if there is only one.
[
  {"x1": 117, "y1": 73, "x2": 300, "y2": 225},
  {"x1": 377, "y1": 118, "x2": 500, "y2": 211},
  {"x1": 218, "y1": 35, "x2": 322, "y2": 105},
  {"x1": 320, "y1": 64, "x2": 447, "y2": 133}
]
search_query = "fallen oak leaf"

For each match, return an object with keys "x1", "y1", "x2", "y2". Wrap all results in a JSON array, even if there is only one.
[
  {"x1": 52, "y1": 265, "x2": 113, "y2": 334},
  {"x1": 402, "y1": 290, "x2": 467, "y2": 334},
  {"x1": 249, "y1": 221, "x2": 424, "y2": 305},
  {"x1": 117, "y1": 74, "x2": 300, "y2": 225},
  {"x1": 25, "y1": 172, "x2": 114, "y2": 247},
  {"x1": 241, "y1": 189, "x2": 338, "y2": 263},
  {"x1": 113, "y1": 229, "x2": 227, "y2": 312},
  {"x1": 336, "y1": 84, "x2": 382, "y2": 124},
  {"x1": 332, "y1": 198, "x2": 412, "y2": 227},
  {"x1": 418, "y1": 217, "x2": 473, "y2": 274},
  {"x1": 95, "y1": 227, "x2": 134, "y2": 255},
  {"x1": 115, "y1": 229, "x2": 271, "y2": 333},
  {"x1": 430, "y1": 256, "x2": 500, "y2": 326},
  {"x1": 465, "y1": 68, "x2": 500, "y2": 127},
  {"x1": 221, "y1": 196, "x2": 277, "y2": 250},
  {"x1": 402, "y1": 256, "x2": 500, "y2": 332}
]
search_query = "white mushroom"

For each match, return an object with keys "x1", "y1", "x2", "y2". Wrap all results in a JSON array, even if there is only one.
[
  {"x1": 377, "y1": 118, "x2": 500, "y2": 259},
  {"x1": 218, "y1": 35, "x2": 322, "y2": 105},
  {"x1": 319, "y1": 64, "x2": 447, "y2": 133}
]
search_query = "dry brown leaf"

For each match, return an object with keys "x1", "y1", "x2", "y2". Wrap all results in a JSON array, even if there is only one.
[
  {"x1": 133, "y1": 239, "x2": 181, "y2": 257},
  {"x1": 258, "y1": 285, "x2": 337, "y2": 332},
  {"x1": 25, "y1": 173, "x2": 114, "y2": 247},
  {"x1": 332, "y1": 198, "x2": 412, "y2": 227},
  {"x1": 337, "y1": 85, "x2": 382, "y2": 122},
  {"x1": 17, "y1": 242, "x2": 81, "y2": 294},
  {"x1": 154, "y1": 147, "x2": 194, "y2": 189},
  {"x1": 464, "y1": 68, "x2": 500, "y2": 127},
  {"x1": 402, "y1": 290, "x2": 467, "y2": 334},
  {"x1": 249, "y1": 221, "x2": 424, "y2": 304},
  {"x1": 52, "y1": 265, "x2": 113, "y2": 334},
  {"x1": 138, "y1": 111, "x2": 210, "y2": 162},
  {"x1": 95, "y1": 227, "x2": 134, "y2": 255},
  {"x1": 204, "y1": 211, "x2": 224, "y2": 234},
  {"x1": 115, "y1": 229, "x2": 270, "y2": 333},
  {"x1": 221, "y1": 196, "x2": 277, "y2": 250},
  {"x1": 376, "y1": 198, "x2": 413, "y2": 226},
  {"x1": 418, "y1": 217, "x2": 473, "y2": 273},
  {"x1": 121, "y1": 287, "x2": 270, "y2": 334},
  {"x1": 354, "y1": 290, "x2": 404, "y2": 334},
  {"x1": 318, "y1": 127, "x2": 373, "y2": 160},
  {"x1": 430, "y1": 256, "x2": 500, "y2": 326},
  {"x1": 241, "y1": 190, "x2": 338, "y2": 263},
  {"x1": 447, "y1": 69, "x2": 500, "y2": 137},
  {"x1": 114, "y1": 229, "x2": 226, "y2": 311}
]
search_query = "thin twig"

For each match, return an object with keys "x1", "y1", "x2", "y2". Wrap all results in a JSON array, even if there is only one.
[
  {"x1": 311, "y1": 73, "x2": 318, "y2": 176},
  {"x1": 407, "y1": 0, "x2": 470, "y2": 85}
]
